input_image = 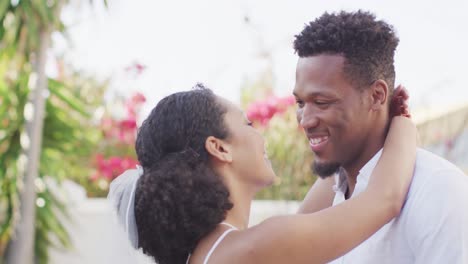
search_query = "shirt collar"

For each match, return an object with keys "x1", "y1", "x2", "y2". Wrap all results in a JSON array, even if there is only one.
[
  {"x1": 333, "y1": 148, "x2": 383, "y2": 195},
  {"x1": 358, "y1": 148, "x2": 383, "y2": 183},
  {"x1": 333, "y1": 168, "x2": 348, "y2": 193}
]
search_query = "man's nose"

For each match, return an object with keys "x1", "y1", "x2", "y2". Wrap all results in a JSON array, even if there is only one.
[{"x1": 299, "y1": 104, "x2": 319, "y2": 130}]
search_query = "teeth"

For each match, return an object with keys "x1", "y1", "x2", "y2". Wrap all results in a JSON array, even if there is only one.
[{"x1": 310, "y1": 136, "x2": 328, "y2": 145}]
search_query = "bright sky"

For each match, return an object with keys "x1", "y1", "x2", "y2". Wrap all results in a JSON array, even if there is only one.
[{"x1": 59, "y1": 0, "x2": 468, "y2": 122}]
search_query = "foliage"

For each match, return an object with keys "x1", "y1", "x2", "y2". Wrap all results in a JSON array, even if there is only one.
[
  {"x1": 0, "y1": 0, "x2": 104, "y2": 262},
  {"x1": 82, "y1": 90, "x2": 145, "y2": 197},
  {"x1": 0, "y1": 65, "x2": 100, "y2": 263}
]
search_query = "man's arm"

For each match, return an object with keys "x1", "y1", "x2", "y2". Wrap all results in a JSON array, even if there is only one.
[
  {"x1": 297, "y1": 176, "x2": 336, "y2": 214},
  {"x1": 405, "y1": 169, "x2": 468, "y2": 264}
]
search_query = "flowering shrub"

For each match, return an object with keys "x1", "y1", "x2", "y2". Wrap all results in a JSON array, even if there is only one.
[
  {"x1": 84, "y1": 92, "x2": 145, "y2": 197},
  {"x1": 246, "y1": 95, "x2": 296, "y2": 125},
  {"x1": 91, "y1": 155, "x2": 139, "y2": 181},
  {"x1": 244, "y1": 94, "x2": 316, "y2": 200},
  {"x1": 100, "y1": 92, "x2": 145, "y2": 145}
]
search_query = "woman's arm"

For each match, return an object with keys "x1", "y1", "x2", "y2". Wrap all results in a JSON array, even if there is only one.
[
  {"x1": 224, "y1": 117, "x2": 417, "y2": 264},
  {"x1": 297, "y1": 177, "x2": 335, "y2": 214}
]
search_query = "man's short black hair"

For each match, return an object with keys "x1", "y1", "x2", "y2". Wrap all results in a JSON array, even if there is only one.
[{"x1": 294, "y1": 10, "x2": 399, "y2": 92}]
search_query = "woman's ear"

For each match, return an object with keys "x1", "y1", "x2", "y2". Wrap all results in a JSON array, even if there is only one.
[
  {"x1": 369, "y1": 79, "x2": 389, "y2": 111},
  {"x1": 205, "y1": 136, "x2": 233, "y2": 163}
]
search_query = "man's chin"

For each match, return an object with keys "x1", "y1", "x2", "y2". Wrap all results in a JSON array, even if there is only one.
[{"x1": 313, "y1": 161, "x2": 340, "y2": 178}]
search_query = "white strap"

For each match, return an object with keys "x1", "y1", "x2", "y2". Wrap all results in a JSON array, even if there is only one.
[
  {"x1": 220, "y1": 222, "x2": 238, "y2": 230},
  {"x1": 186, "y1": 222, "x2": 238, "y2": 264},
  {"x1": 203, "y1": 228, "x2": 236, "y2": 264}
]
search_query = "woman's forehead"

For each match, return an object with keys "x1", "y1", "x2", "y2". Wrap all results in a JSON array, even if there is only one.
[{"x1": 217, "y1": 96, "x2": 244, "y2": 115}]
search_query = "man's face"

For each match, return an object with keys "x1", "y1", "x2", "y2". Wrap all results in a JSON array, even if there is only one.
[{"x1": 293, "y1": 54, "x2": 374, "y2": 178}]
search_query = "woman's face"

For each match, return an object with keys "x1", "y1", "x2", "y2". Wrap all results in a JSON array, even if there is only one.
[{"x1": 218, "y1": 97, "x2": 276, "y2": 188}]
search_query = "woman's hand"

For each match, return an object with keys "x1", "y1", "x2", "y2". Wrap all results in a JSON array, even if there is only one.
[{"x1": 390, "y1": 85, "x2": 411, "y2": 118}]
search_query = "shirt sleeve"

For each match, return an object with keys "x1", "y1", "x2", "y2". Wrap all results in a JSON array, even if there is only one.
[{"x1": 404, "y1": 169, "x2": 468, "y2": 264}]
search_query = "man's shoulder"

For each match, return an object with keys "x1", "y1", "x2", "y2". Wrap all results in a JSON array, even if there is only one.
[
  {"x1": 415, "y1": 148, "x2": 464, "y2": 172},
  {"x1": 409, "y1": 148, "x2": 468, "y2": 201},
  {"x1": 400, "y1": 150, "x2": 468, "y2": 262},
  {"x1": 414, "y1": 148, "x2": 466, "y2": 179}
]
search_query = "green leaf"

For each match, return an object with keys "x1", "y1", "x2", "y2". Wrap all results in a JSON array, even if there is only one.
[
  {"x1": 26, "y1": 16, "x2": 39, "y2": 52},
  {"x1": 48, "y1": 79, "x2": 91, "y2": 117},
  {"x1": 0, "y1": 22, "x2": 6, "y2": 42},
  {"x1": 0, "y1": 1, "x2": 10, "y2": 22},
  {"x1": 31, "y1": 0, "x2": 50, "y2": 26}
]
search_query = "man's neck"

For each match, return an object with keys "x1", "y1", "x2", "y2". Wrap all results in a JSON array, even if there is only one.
[
  {"x1": 344, "y1": 121, "x2": 389, "y2": 198},
  {"x1": 345, "y1": 174, "x2": 356, "y2": 200}
]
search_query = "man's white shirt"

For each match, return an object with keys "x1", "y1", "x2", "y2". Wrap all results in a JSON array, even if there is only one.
[{"x1": 328, "y1": 148, "x2": 468, "y2": 264}]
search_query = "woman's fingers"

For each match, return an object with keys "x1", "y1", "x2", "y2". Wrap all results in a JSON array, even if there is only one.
[{"x1": 390, "y1": 85, "x2": 411, "y2": 117}]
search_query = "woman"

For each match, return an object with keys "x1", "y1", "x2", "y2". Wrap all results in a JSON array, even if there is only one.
[{"x1": 108, "y1": 84, "x2": 416, "y2": 264}]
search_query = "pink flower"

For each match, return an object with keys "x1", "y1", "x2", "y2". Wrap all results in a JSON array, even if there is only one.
[
  {"x1": 120, "y1": 119, "x2": 137, "y2": 130},
  {"x1": 126, "y1": 104, "x2": 137, "y2": 119},
  {"x1": 266, "y1": 96, "x2": 280, "y2": 108},
  {"x1": 280, "y1": 95, "x2": 295, "y2": 106},
  {"x1": 101, "y1": 166, "x2": 114, "y2": 180},
  {"x1": 121, "y1": 157, "x2": 139, "y2": 171},
  {"x1": 109, "y1": 156, "x2": 122, "y2": 167},
  {"x1": 131, "y1": 92, "x2": 146, "y2": 105},
  {"x1": 134, "y1": 63, "x2": 146, "y2": 74},
  {"x1": 246, "y1": 95, "x2": 294, "y2": 125},
  {"x1": 125, "y1": 92, "x2": 146, "y2": 120},
  {"x1": 125, "y1": 62, "x2": 147, "y2": 75},
  {"x1": 247, "y1": 103, "x2": 261, "y2": 120},
  {"x1": 93, "y1": 156, "x2": 141, "y2": 181},
  {"x1": 101, "y1": 117, "x2": 114, "y2": 130}
]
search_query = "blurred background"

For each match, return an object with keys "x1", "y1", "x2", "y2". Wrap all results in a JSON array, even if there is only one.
[{"x1": 0, "y1": 0, "x2": 467, "y2": 263}]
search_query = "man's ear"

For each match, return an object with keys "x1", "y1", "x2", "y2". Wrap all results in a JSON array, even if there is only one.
[
  {"x1": 369, "y1": 79, "x2": 389, "y2": 111},
  {"x1": 205, "y1": 136, "x2": 233, "y2": 163}
]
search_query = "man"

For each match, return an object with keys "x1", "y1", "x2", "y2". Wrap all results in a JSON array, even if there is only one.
[{"x1": 294, "y1": 10, "x2": 468, "y2": 263}]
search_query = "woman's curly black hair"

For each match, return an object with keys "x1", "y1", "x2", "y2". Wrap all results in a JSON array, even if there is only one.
[
  {"x1": 294, "y1": 10, "x2": 399, "y2": 92},
  {"x1": 134, "y1": 84, "x2": 234, "y2": 264}
]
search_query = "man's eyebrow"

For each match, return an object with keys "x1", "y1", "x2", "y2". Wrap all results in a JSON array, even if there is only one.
[{"x1": 294, "y1": 91, "x2": 335, "y2": 98}]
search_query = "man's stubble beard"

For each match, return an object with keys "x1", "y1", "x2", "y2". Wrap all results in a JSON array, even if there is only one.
[{"x1": 313, "y1": 160, "x2": 341, "y2": 178}]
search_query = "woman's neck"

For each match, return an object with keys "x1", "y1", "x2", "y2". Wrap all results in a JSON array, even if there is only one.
[{"x1": 222, "y1": 176, "x2": 257, "y2": 230}]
